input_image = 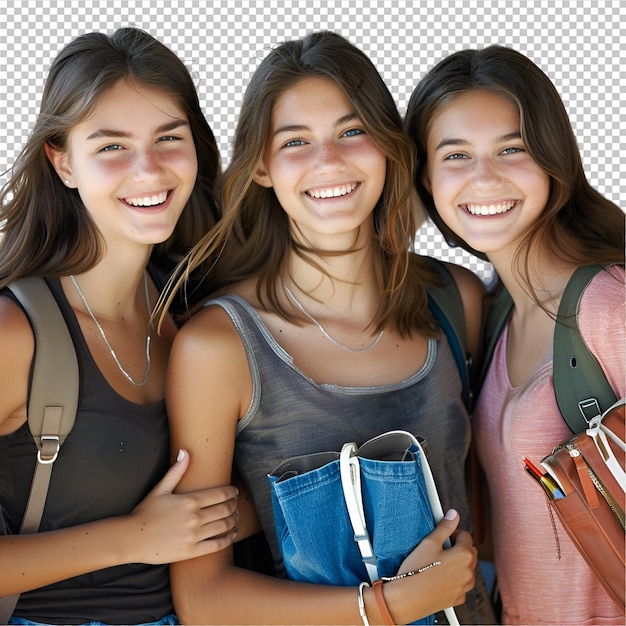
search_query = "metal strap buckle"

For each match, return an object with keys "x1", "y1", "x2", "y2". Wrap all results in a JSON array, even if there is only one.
[{"x1": 37, "y1": 435, "x2": 60, "y2": 464}]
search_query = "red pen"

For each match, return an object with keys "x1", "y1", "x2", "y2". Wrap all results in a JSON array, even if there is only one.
[
  {"x1": 524, "y1": 457, "x2": 565, "y2": 499},
  {"x1": 523, "y1": 457, "x2": 543, "y2": 480}
]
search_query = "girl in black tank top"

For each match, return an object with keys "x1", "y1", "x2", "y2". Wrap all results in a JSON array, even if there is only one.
[{"x1": 0, "y1": 27, "x2": 237, "y2": 625}]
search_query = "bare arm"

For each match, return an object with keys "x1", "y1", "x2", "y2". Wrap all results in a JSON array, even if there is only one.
[
  {"x1": 167, "y1": 304, "x2": 477, "y2": 625},
  {"x1": 0, "y1": 296, "x2": 238, "y2": 595}
]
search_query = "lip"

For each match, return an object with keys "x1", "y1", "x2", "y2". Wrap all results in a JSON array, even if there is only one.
[
  {"x1": 461, "y1": 199, "x2": 519, "y2": 216},
  {"x1": 304, "y1": 181, "x2": 359, "y2": 200}
]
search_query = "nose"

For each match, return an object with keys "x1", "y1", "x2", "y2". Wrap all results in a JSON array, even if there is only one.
[
  {"x1": 471, "y1": 157, "x2": 503, "y2": 190},
  {"x1": 132, "y1": 147, "x2": 164, "y2": 181},
  {"x1": 314, "y1": 140, "x2": 345, "y2": 173}
]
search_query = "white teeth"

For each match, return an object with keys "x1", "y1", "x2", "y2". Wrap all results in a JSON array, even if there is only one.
[
  {"x1": 466, "y1": 201, "x2": 515, "y2": 216},
  {"x1": 124, "y1": 191, "x2": 168, "y2": 207},
  {"x1": 306, "y1": 183, "x2": 357, "y2": 199}
]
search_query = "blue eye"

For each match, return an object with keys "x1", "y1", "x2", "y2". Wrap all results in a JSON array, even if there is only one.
[
  {"x1": 158, "y1": 135, "x2": 181, "y2": 143},
  {"x1": 501, "y1": 146, "x2": 525, "y2": 155},
  {"x1": 343, "y1": 128, "x2": 364, "y2": 137},
  {"x1": 100, "y1": 144, "x2": 123, "y2": 152},
  {"x1": 283, "y1": 138, "x2": 306, "y2": 148},
  {"x1": 444, "y1": 153, "x2": 468, "y2": 161}
]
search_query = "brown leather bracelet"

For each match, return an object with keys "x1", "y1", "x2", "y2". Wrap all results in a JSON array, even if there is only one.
[{"x1": 373, "y1": 579, "x2": 395, "y2": 625}]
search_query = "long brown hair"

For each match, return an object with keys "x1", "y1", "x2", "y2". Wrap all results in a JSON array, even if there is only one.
[
  {"x1": 404, "y1": 45, "x2": 624, "y2": 294},
  {"x1": 164, "y1": 30, "x2": 438, "y2": 337},
  {"x1": 0, "y1": 27, "x2": 220, "y2": 289}
]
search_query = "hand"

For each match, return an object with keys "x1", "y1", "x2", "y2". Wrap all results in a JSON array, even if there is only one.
[
  {"x1": 395, "y1": 509, "x2": 477, "y2": 618},
  {"x1": 123, "y1": 449, "x2": 239, "y2": 565}
]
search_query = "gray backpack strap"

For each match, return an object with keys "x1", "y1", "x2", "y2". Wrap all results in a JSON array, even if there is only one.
[
  {"x1": 553, "y1": 265, "x2": 617, "y2": 432},
  {"x1": 0, "y1": 277, "x2": 79, "y2": 621}
]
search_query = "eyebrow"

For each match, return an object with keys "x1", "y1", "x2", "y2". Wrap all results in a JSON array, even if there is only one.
[
  {"x1": 85, "y1": 119, "x2": 189, "y2": 141},
  {"x1": 434, "y1": 131, "x2": 522, "y2": 152},
  {"x1": 272, "y1": 112, "x2": 359, "y2": 138}
]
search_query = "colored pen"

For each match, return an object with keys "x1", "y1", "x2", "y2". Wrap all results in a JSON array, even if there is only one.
[{"x1": 523, "y1": 458, "x2": 565, "y2": 500}]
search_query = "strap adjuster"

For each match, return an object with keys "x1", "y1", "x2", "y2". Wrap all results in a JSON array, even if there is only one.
[
  {"x1": 578, "y1": 398, "x2": 601, "y2": 424},
  {"x1": 37, "y1": 435, "x2": 60, "y2": 464}
]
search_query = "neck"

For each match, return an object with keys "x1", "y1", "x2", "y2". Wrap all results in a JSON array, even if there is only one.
[
  {"x1": 284, "y1": 249, "x2": 379, "y2": 316},
  {"x1": 62, "y1": 262, "x2": 150, "y2": 321},
  {"x1": 488, "y1": 247, "x2": 577, "y2": 317}
]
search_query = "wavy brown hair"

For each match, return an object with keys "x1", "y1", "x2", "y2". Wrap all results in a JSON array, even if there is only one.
[
  {"x1": 0, "y1": 27, "x2": 220, "y2": 289},
  {"x1": 164, "y1": 30, "x2": 439, "y2": 337},
  {"x1": 404, "y1": 45, "x2": 624, "y2": 297}
]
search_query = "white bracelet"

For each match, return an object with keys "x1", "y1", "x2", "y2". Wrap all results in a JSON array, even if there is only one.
[{"x1": 358, "y1": 581, "x2": 370, "y2": 625}]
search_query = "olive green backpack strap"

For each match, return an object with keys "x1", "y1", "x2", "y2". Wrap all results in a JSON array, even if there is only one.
[
  {"x1": 0, "y1": 277, "x2": 79, "y2": 623},
  {"x1": 423, "y1": 257, "x2": 471, "y2": 407},
  {"x1": 478, "y1": 266, "x2": 617, "y2": 433},
  {"x1": 553, "y1": 265, "x2": 617, "y2": 432}
]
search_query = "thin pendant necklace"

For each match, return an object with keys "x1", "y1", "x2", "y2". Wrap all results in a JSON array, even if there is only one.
[
  {"x1": 282, "y1": 281, "x2": 384, "y2": 353},
  {"x1": 70, "y1": 273, "x2": 152, "y2": 386}
]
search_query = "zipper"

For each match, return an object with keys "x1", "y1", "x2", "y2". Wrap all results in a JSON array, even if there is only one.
[{"x1": 565, "y1": 444, "x2": 626, "y2": 530}]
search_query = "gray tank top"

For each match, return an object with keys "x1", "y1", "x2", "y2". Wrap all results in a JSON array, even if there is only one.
[
  {"x1": 211, "y1": 295, "x2": 495, "y2": 624},
  {"x1": 211, "y1": 294, "x2": 467, "y2": 551},
  {"x1": 213, "y1": 296, "x2": 485, "y2": 569}
]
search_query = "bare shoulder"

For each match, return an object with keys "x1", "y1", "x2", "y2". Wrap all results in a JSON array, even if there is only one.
[
  {"x1": 0, "y1": 294, "x2": 35, "y2": 434},
  {"x1": 442, "y1": 262, "x2": 486, "y2": 359},
  {"x1": 168, "y1": 298, "x2": 252, "y2": 429},
  {"x1": 175, "y1": 300, "x2": 243, "y2": 350}
]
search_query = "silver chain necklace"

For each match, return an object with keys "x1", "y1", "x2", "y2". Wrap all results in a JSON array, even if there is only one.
[
  {"x1": 70, "y1": 273, "x2": 152, "y2": 386},
  {"x1": 282, "y1": 281, "x2": 384, "y2": 353}
]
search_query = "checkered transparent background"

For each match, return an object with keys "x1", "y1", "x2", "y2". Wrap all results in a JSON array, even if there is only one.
[{"x1": 1, "y1": 0, "x2": 624, "y2": 282}]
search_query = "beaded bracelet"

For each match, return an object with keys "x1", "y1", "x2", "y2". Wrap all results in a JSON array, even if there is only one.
[
  {"x1": 357, "y1": 581, "x2": 370, "y2": 626},
  {"x1": 380, "y1": 560, "x2": 442, "y2": 582}
]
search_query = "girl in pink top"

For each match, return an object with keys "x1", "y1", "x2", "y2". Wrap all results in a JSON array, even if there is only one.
[{"x1": 404, "y1": 46, "x2": 625, "y2": 624}]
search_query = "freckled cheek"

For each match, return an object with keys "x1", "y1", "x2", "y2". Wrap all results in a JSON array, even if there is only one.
[{"x1": 268, "y1": 155, "x2": 309, "y2": 187}]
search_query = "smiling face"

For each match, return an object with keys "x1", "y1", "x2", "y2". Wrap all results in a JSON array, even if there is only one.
[
  {"x1": 423, "y1": 90, "x2": 550, "y2": 259},
  {"x1": 253, "y1": 76, "x2": 387, "y2": 249},
  {"x1": 46, "y1": 79, "x2": 198, "y2": 251}
]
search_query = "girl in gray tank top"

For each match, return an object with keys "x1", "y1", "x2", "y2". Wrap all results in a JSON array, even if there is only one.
[{"x1": 163, "y1": 30, "x2": 495, "y2": 626}]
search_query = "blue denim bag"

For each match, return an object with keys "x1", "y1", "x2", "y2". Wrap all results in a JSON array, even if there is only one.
[{"x1": 269, "y1": 430, "x2": 459, "y2": 626}]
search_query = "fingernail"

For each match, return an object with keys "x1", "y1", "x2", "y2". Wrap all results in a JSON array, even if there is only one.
[
  {"x1": 177, "y1": 449, "x2": 185, "y2": 462},
  {"x1": 444, "y1": 509, "x2": 457, "y2": 520}
]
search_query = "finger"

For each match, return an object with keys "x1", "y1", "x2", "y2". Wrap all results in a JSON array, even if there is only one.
[
  {"x1": 451, "y1": 529, "x2": 473, "y2": 548},
  {"x1": 196, "y1": 485, "x2": 239, "y2": 508},
  {"x1": 199, "y1": 509, "x2": 240, "y2": 542},
  {"x1": 196, "y1": 531, "x2": 238, "y2": 557},
  {"x1": 433, "y1": 508, "x2": 460, "y2": 544},
  {"x1": 195, "y1": 496, "x2": 239, "y2": 527},
  {"x1": 150, "y1": 448, "x2": 190, "y2": 497}
]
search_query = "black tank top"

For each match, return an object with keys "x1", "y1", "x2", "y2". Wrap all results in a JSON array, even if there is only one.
[{"x1": 0, "y1": 276, "x2": 173, "y2": 624}]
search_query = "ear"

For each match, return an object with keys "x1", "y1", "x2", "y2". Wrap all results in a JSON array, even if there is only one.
[
  {"x1": 252, "y1": 160, "x2": 273, "y2": 189},
  {"x1": 44, "y1": 142, "x2": 76, "y2": 188}
]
